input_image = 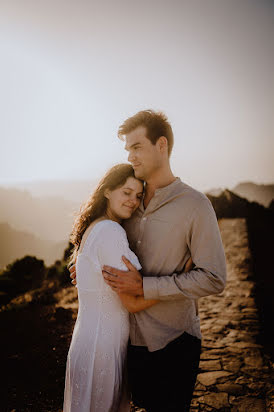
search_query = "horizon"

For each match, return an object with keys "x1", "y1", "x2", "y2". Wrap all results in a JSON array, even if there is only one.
[{"x1": 0, "y1": 176, "x2": 274, "y2": 196}]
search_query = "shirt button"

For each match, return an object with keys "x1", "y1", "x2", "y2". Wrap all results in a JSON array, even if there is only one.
[{"x1": 137, "y1": 240, "x2": 141, "y2": 244}]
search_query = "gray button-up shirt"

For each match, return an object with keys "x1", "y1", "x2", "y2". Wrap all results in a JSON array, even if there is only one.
[{"x1": 123, "y1": 177, "x2": 226, "y2": 351}]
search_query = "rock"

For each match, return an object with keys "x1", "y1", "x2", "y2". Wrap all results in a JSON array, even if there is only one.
[
  {"x1": 231, "y1": 396, "x2": 266, "y2": 411},
  {"x1": 222, "y1": 358, "x2": 242, "y2": 373},
  {"x1": 199, "y1": 359, "x2": 222, "y2": 371},
  {"x1": 194, "y1": 382, "x2": 207, "y2": 391},
  {"x1": 244, "y1": 355, "x2": 263, "y2": 368},
  {"x1": 201, "y1": 341, "x2": 226, "y2": 349},
  {"x1": 209, "y1": 325, "x2": 225, "y2": 333},
  {"x1": 248, "y1": 381, "x2": 270, "y2": 392},
  {"x1": 197, "y1": 371, "x2": 233, "y2": 386},
  {"x1": 231, "y1": 341, "x2": 262, "y2": 349},
  {"x1": 200, "y1": 351, "x2": 221, "y2": 360},
  {"x1": 198, "y1": 392, "x2": 230, "y2": 409},
  {"x1": 240, "y1": 366, "x2": 268, "y2": 378},
  {"x1": 216, "y1": 383, "x2": 243, "y2": 394},
  {"x1": 235, "y1": 375, "x2": 252, "y2": 385}
]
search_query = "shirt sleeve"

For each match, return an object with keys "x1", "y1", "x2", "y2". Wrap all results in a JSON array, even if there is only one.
[
  {"x1": 97, "y1": 221, "x2": 142, "y2": 271},
  {"x1": 143, "y1": 198, "x2": 226, "y2": 300}
]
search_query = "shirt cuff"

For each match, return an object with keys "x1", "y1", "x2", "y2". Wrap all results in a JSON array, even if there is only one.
[{"x1": 143, "y1": 276, "x2": 159, "y2": 299}]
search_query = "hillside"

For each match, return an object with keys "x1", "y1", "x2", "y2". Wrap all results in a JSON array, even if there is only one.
[
  {"x1": 0, "y1": 223, "x2": 67, "y2": 268},
  {"x1": 0, "y1": 187, "x2": 77, "y2": 243},
  {"x1": 1, "y1": 179, "x2": 98, "y2": 204},
  {"x1": 233, "y1": 182, "x2": 274, "y2": 207}
]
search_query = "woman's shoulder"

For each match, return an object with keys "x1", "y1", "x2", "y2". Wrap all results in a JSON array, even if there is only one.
[
  {"x1": 94, "y1": 219, "x2": 127, "y2": 240},
  {"x1": 81, "y1": 220, "x2": 127, "y2": 256}
]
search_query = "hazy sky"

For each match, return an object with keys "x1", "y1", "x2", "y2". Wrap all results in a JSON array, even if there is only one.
[{"x1": 1, "y1": 0, "x2": 273, "y2": 191}]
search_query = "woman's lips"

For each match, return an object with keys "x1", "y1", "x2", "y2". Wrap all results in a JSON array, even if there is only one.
[{"x1": 124, "y1": 205, "x2": 135, "y2": 210}]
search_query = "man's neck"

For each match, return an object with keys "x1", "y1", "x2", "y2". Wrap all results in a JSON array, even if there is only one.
[{"x1": 143, "y1": 166, "x2": 176, "y2": 209}]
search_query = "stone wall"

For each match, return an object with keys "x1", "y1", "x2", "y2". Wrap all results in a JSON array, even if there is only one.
[{"x1": 191, "y1": 218, "x2": 274, "y2": 411}]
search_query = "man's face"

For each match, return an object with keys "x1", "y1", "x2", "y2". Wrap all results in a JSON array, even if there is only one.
[{"x1": 125, "y1": 126, "x2": 161, "y2": 181}]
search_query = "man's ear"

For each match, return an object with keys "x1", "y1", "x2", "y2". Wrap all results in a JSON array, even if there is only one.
[{"x1": 158, "y1": 136, "x2": 168, "y2": 153}]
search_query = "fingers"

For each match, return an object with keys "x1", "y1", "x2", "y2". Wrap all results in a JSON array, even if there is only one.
[
  {"x1": 102, "y1": 270, "x2": 122, "y2": 290},
  {"x1": 69, "y1": 264, "x2": 76, "y2": 274},
  {"x1": 122, "y1": 256, "x2": 135, "y2": 271},
  {"x1": 103, "y1": 265, "x2": 126, "y2": 277},
  {"x1": 68, "y1": 264, "x2": 77, "y2": 285},
  {"x1": 102, "y1": 271, "x2": 119, "y2": 283},
  {"x1": 70, "y1": 271, "x2": 76, "y2": 280}
]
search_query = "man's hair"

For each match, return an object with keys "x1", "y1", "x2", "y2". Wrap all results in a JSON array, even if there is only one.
[{"x1": 118, "y1": 109, "x2": 174, "y2": 157}]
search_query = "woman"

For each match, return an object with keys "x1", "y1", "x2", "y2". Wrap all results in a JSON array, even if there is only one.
[{"x1": 63, "y1": 164, "x2": 159, "y2": 412}]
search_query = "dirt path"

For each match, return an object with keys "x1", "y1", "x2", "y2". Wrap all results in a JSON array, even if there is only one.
[
  {"x1": 1, "y1": 218, "x2": 273, "y2": 411},
  {"x1": 190, "y1": 218, "x2": 274, "y2": 411}
]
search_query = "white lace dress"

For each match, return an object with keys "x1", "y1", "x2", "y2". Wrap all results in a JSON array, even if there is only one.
[{"x1": 63, "y1": 220, "x2": 141, "y2": 412}]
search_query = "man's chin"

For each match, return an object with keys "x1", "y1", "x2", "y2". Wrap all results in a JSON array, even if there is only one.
[{"x1": 133, "y1": 168, "x2": 144, "y2": 180}]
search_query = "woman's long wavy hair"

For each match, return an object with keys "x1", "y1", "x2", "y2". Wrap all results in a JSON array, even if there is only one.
[{"x1": 69, "y1": 163, "x2": 141, "y2": 266}]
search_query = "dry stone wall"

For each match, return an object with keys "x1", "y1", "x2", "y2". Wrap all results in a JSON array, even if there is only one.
[{"x1": 190, "y1": 218, "x2": 274, "y2": 411}]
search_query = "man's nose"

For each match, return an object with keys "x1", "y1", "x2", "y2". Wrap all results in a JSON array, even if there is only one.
[{"x1": 128, "y1": 151, "x2": 135, "y2": 163}]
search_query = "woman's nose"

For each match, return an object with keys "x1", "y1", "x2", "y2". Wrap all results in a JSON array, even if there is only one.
[{"x1": 129, "y1": 196, "x2": 138, "y2": 206}]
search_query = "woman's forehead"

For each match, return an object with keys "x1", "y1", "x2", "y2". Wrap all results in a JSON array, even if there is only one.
[{"x1": 122, "y1": 177, "x2": 143, "y2": 191}]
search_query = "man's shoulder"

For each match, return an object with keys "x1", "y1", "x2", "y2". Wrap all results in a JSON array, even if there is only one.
[{"x1": 175, "y1": 180, "x2": 209, "y2": 206}]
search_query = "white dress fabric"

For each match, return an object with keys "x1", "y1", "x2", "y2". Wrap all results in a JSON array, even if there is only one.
[{"x1": 63, "y1": 220, "x2": 141, "y2": 412}]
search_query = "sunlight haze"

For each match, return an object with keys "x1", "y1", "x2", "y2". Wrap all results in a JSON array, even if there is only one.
[{"x1": 1, "y1": 0, "x2": 273, "y2": 192}]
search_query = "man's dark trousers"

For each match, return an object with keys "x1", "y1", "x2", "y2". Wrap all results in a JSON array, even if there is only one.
[{"x1": 127, "y1": 331, "x2": 201, "y2": 412}]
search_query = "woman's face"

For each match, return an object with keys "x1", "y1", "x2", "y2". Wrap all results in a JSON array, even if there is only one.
[{"x1": 105, "y1": 176, "x2": 143, "y2": 223}]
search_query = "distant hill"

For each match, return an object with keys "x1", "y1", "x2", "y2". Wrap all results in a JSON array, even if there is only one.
[
  {"x1": 0, "y1": 187, "x2": 78, "y2": 243},
  {"x1": 0, "y1": 183, "x2": 99, "y2": 268},
  {"x1": 206, "y1": 187, "x2": 223, "y2": 197},
  {"x1": 0, "y1": 223, "x2": 67, "y2": 269},
  {"x1": 206, "y1": 189, "x2": 257, "y2": 218},
  {"x1": 1, "y1": 179, "x2": 98, "y2": 204},
  {"x1": 233, "y1": 182, "x2": 274, "y2": 207}
]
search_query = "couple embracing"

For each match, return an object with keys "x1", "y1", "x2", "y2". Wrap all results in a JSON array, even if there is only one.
[{"x1": 63, "y1": 110, "x2": 226, "y2": 412}]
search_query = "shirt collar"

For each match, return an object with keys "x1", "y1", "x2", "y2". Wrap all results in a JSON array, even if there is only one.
[
  {"x1": 154, "y1": 177, "x2": 181, "y2": 196},
  {"x1": 139, "y1": 177, "x2": 183, "y2": 213}
]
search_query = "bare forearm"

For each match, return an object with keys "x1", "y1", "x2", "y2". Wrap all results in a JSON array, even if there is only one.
[{"x1": 118, "y1": 293, "x2": 158, "y2": 313}]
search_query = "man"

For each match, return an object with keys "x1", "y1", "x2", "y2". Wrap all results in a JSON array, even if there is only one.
[{"x1": 70, "y1": 110, "x2": 226, "y2": 411}]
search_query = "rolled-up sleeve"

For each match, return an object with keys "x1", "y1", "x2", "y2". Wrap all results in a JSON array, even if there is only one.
[{"x1": 143, "y1": 198, "x2": 226, "y2": 300}]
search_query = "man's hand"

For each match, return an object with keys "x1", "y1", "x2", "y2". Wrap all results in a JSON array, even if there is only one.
[
  {"x1": 102, "y1": 256, "x2": 144, "y2": 296},
  {"x1": 69, "y1": 264, "x2": 77, "y2": 286}
]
